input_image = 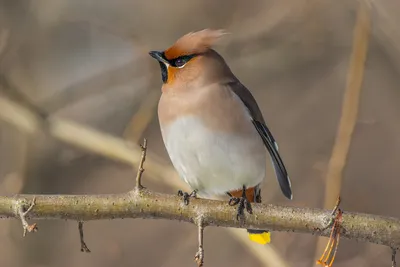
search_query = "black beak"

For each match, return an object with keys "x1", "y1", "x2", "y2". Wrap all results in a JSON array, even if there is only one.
[{"x1": 149, "y1": 51, "x2": 169, "y2": 65}]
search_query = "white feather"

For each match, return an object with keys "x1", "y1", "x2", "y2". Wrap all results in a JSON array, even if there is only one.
[{"x1": 161, "y1": 115, "x2": 267, "y2": 197}]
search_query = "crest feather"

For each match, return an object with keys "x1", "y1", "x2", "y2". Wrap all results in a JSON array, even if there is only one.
[{"x1": 164, "y1": 29, "x2": 228, "y2": 60}]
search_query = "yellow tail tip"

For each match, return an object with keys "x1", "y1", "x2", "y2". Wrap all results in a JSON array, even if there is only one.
[{"x1": 248, "y1": 232, "x2": 271, "y2": 245}]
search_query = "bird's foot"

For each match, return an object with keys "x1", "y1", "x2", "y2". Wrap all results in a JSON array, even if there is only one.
[
  {"x1": 228, "y1": 187, "x2": 253, "y2": 220},
  {"x1": 231, "y1": 196, "x2": 252, "y2": 220},
  {"x1": 177, "y1": 189, "x2": 197, "y2": 205}
]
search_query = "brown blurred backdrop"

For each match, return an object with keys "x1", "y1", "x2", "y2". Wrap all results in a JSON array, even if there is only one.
[{"x1": 1, "y1": 0, "x2": 400, "y2": 266}]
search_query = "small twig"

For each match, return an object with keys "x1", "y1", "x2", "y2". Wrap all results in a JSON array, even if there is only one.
[
  {"x1": 78, "y1": 221, "x2": 91, "y2": 253},
  {"x1": 331, "y1": 196, "x2": 341, "y2": 216},
  {"x1": 194, "y1": 218, "x2": 205, "y2": 267},
  {"x1": 316, "y1": 209, "x2": 343, "y2": 267},
  {"x1": 17, "y1": 198, "x2": 38, "y2": 237},
  {"x1": 392, "y1": 248, "x2": 397, "y2": 267},
  {"x1": 135, "y1": 138, "x2": 147, "y2": 189},
  {"x1": 315, "y1": 195, "x2": 342, "y2": 233},
  {"x1": 123, "y1": 89, "x2": 159, "y2": 143}
]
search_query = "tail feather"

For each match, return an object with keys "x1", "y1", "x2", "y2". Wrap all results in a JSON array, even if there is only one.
[{"x1": 247, "y1": 229, "x2": 271, "y2": 245}]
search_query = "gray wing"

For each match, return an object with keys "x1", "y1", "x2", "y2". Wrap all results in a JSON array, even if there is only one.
[{"x1": 227, "y1": 81, "x2": 293, "y2": 200}]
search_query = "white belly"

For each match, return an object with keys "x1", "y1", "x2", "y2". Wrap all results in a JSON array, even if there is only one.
[{"x1": 161, "y1": 116, "x2": 267, "y2": 197}]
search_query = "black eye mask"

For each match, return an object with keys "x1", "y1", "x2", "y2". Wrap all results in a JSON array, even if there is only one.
[
  {"x1": 170, "y1": 54, "x2": 197, "y2": 68},
  {"x1": 157, "y1": 53, "x2": 199, "y2": 83}
]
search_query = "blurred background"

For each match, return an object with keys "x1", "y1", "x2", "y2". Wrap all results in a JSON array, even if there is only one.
[{"x1": 0, "y1": 0, "x2": 400, "y2": 266}]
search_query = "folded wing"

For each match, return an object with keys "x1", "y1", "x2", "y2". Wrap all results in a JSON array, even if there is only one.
[{"x1": 227, "y1": 81, "x2": 292, "y2": 199}]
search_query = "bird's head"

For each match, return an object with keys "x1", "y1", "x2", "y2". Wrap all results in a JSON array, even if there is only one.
[{"x1": 149, "y1": 29, "x2": 230, "y2": 89}]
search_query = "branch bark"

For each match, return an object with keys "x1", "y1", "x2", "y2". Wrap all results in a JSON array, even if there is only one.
[{"x1": 0, "y1": 191, "x2": 400, "y2": 248}]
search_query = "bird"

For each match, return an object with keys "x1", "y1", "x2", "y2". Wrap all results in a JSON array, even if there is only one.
[{"x1": 149, "y1": 29, "x2": 292, "y2": 245}]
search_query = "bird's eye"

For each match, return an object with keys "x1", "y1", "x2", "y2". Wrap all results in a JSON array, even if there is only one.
[
  {"x1": 174, "y1": 58, "x2": 186, "y2": 68},
  {"x1": 171, "y1": 54, "x2": 198, "y2": 68}
]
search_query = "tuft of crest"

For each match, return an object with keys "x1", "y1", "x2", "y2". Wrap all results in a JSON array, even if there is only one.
[{"x1": 164, "y1": 29, "x2": 228, "y2": 60}]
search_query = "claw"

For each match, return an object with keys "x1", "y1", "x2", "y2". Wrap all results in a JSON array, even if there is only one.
[
  {"x1": 228, "y1": 197, "x2": 240, "y2": 206},
  {"x1": 177, "y1": 189, "x2": 197, "y2": 205},
  {"x1": 227, "y1": 186, "x2": 253, "y2": 221},
  {"x1": 245, "y1": 199, "x2": 253, "y2": 214}
]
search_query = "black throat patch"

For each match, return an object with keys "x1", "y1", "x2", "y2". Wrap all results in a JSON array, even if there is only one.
[{"x1": 159, "y1": 61, "x2": 168, "y2": 83}]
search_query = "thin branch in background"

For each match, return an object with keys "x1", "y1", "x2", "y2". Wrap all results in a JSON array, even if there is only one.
[
  {"x1": 0, "y1": 31, "x2": 48, "y2": 120},
  {"x1": 314, "y1": 2, "x2": 371, "y2": 262},
  {"x1": 0, "y1": 75, "x2": 49, "y2": 121},
  {"x1": 41, "y1": 61, "x2": 145, "y2": 114},
  {"x1": 17, "y1": 197, "x2": 38, "y2": 237},
  {"x1": 78, "y1": 221, "x2": 91, "y2": 253},
  {"x1": 323, "y1": 0, "x2": 370, "y2": 212},
  {"x1": 194, "y1": 218, "x2": 205, "y2": 267},
  {"x1": 123, "y1": 89, "x2": 159, "y2": 143},
  {"x1": 135, "y1": 138, "x2": 147, "y2": 189},
  {"x1": 393, "y1": 248, "x2": 397, "y2": 267},
  {"x1": 0, "y1": 96, "x2": 174, "y2": 181}
]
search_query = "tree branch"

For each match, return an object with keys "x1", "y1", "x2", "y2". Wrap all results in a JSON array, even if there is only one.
[{"x1": 0, "y1": 191, "x2": 399, "y2": 248}]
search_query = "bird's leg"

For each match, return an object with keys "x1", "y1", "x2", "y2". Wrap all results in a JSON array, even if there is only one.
[
  {"x1": 227, "y1": 185, "x2": 253, "y2": 220},
  {"x1": 177, "y1": 189, "x2": 198, "y2": 205}
]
